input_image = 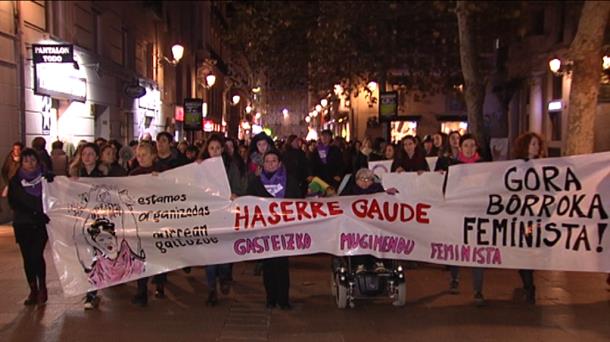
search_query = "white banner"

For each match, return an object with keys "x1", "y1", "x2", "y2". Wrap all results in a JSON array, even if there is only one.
[
  {"x1": 43, "y1": 153, "x2": 610, "y2": 296},
  {"x1": 368, "y1": 160, "x2": 393, "y2": 177}
]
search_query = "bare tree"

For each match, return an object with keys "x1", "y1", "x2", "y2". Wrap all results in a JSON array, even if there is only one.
[
  {"x1": 456, "y1": 0, "x2": 488, "y2": 158},
  {"x1": 565, "y1": 1, "x2": 610, "y2": 155}
]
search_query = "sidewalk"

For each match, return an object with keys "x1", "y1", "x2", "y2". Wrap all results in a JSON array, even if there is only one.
[{"x1": 1, "y1": 224, "x2": 609, "y2": 341}]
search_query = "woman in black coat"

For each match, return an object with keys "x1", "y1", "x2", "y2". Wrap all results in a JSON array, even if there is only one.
[
  {"x1": 391, "y1": 135, "x2": 429, "y2": 173},
  {"x1": 247, "y1": 150, "x2": 302, "y2": 310},
  {"x1": 8, "y1": 148, "x2": 52, "y2": 305}
]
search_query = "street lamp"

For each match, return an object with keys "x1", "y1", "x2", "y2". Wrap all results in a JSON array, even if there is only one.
[
  {"x1": 367, "y1": 81, "x2": 378, "y2": 92},
  {"x1": 232, "y1": 95, "x2": 241, "y2": 105},
  {"x1": 160, "y1": 43, "x2": 184, "y2": 65},
  {"x1": 171, "y1": 44, "x2": 184, "y2": 63},
  {"x1": 204, "y1": 74, "x2": 216, "y2": 88},
  {"x1": 548, "y1": 58, "x2": 562, "y2": 74},
  {"x1": 320, "y1": 99, "x2": 328, "y2": 107},
  {"x1": 245, "y1": 105, "x2": 253, "y2": 114},
  {"x1": 315, "y1": 104, "x2": 322, "y2": 112},
  {"x1": 282, "y1": 108, "x2": 289, "y2": 117}
]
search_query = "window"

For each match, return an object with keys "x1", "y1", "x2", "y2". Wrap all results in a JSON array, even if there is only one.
[
  {"x1": 441, "y1": 121, "x2": 468, "y2": 136},
  {"x1": 390, "y1": 121, "x2": 417, "y2": 144}
]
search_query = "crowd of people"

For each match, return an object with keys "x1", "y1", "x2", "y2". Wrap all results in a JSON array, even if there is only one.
[{"x1": 1, "y1": 129, "x2": 607, "y2": 310}]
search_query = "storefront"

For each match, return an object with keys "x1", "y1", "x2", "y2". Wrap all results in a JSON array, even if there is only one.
[
  {"x1": 28, "y1": 42, "x2": 91, "y2": 153},
  {"x1": 134, "y1": 83, "x2": 162, "y2": 140},
  {"x1": 390, "y1": 117, "x2": 419, "y2": 144},
  {"x1": 436, "y1": 115, "x2": 468, "y2": 136}
]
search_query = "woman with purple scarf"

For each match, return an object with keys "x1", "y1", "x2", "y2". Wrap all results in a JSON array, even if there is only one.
[
  {"x1": 247, "y1": 150, "x2": 302, "y2": 310},
  {"x1": 7, "y1": 148, "x2": 53, "y2": 305}
]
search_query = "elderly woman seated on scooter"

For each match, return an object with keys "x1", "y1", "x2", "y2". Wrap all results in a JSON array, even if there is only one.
[{"x1": 341, "y1": 168, "x2": 397, "y2": 273}]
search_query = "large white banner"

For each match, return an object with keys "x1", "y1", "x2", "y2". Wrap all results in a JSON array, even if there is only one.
[{"x1": 43, "y1": 154, "x2": 610, "y2": 296}]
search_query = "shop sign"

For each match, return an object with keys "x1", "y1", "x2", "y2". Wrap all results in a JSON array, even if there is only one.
[
  {"x1": 184, "y1": 98, "x2": 203, "y2": 131},
  {"x1": 379, "y1": 91, "x2": 398, "y2": 121},
  {"x1": 203, "y1": 119, "x2": 214, "y2": 132},
  {"x1": 32, "y1": 44, "x2": 74, "y2": 64},
  {"x1": 124, "y1": 84, "x2": 147, "y2": 99},
  {"x1": 175, "y1": 106, "x2": 184, "y2": 122},
  {"x1": 138, "y1": 88, "x2": 160, "y2": 111},
  {"x1": 34, "y1": 63, "x2": 87, "y2": 102}
]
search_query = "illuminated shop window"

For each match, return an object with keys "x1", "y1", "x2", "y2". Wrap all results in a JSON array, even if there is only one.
[
  {"x1": 391, "y1": 121, "x2": 417, "y2": 143},
  {"x1": 441, "y1": 121, "x2": 468, "y2": 136}
]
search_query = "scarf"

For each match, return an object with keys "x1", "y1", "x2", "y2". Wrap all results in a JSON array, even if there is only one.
[
  {"x1": 317, "y1": 143, "x2": 330, "y2": 164},
  {"x1": 457, "y1": 151, "x2": 481, "y2": 164},
  {"x1": 260, "y1": 166, "x2": 287, "y2": 198},
  {"x1": 17, "y1": 167, "x2": 43, "y2": 197}
]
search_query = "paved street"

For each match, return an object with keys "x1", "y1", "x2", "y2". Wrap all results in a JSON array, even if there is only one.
[{"x1": 0, "y1": 224, "x2": 609, "y2": 342}]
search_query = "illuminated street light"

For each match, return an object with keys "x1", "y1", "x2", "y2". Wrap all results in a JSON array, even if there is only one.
[
  {"x1": 171, "y1": 44, "x2": 184, "y2": 63},
  {"x1": 245, "y1": 105, "x2": 252, "y2": 114},
  {"x1": 232, "y1": 95, "x2": 241, "y2": 105},
  {"x1": 315, "y1": 104, "x2": 322, "y2": 112},
  {"x1": 311, "y1": 110, "x2": 318, "y2": 117},
  {"x1": 305, "y1": 116, "x2": 311, "y2": 123},
  {"x1": 334, "y1": 84, "x2": 343, "y2": 96},
  {"x1": 252, "y1": 86, "x2": 261, "y2": 93},
  {"x1": 549, "y1": 58, "x2": 561, "y2": 74},
  {"x1": 255, "y1": 112, "x2": 262, "y2": 119},
  {"x1": 205, "y1": 74, "x2": 216, "y2": 88},
  {"x1": 320, "y1": 99, "x2": 328, "y2": 107},
  {"x1": 367, "y1": 81, "x2": 378, "y2": 92},
  {"x1": 160, "y1": 44, "x2": 184, "y2": 65},
  {"x1": 282, "y1": 108, "x2": 289, "y2": 116}
]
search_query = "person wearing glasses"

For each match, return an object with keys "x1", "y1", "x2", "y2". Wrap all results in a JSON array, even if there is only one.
[{"x1": 341, "y1": 168, "x2": 397, "y2": 273}]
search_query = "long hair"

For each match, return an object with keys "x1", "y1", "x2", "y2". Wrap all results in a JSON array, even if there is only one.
[
  {"x1": 69, "y1": 143, "x2": 100, "y2": 177},
  {"x1": 396, "y1": 135, "x2": 422, "y2": 161},
  {"x1": 512, "y1": 132, "x2": 547, "y2": 159}
]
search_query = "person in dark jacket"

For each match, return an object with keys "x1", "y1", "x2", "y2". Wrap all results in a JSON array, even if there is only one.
[
  {"x1": 352, "y1": 136, "x2": 382, "y2": 172},
  {"x1": 99, "y1": 144, "x2": 127, "y2": 177},
  {"x1": 248, "y1": 132, "x2": 275, "y2": 176},
  {"x1": 31, "y1": 137, "x2": 53, "y2": 172},
  {"x1": 281, "y1": 135, "x2": 310, "y2": 197},
  {"x1": 199, "y1": 134, "x2": 246, "y2": 305},
  {"x1": 69, "y1": 143, "x2": 105, "y2": 178},
  {"x1": 247, "y1": 150, "x2": 302, "y2": 310},
  {"x1": 156, "y1": 132, "x2": 187, "y2": 170},
  {"x1": 7, "y1": 148, "x2": 52, "y2": 306},
  {"x1": 391, "y1": 135, "x2": 429, "y2": 173},
  {"x1": 310, "y1": 129, "x2": 344, "y2": 188}
]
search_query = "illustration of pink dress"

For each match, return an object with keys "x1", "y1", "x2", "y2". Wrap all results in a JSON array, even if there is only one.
[{"x1": 88, "y1": 240, "x2": 145, "y2": 286}]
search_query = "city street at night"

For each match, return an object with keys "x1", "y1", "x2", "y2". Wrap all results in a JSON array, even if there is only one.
[
  {"x1": 0, "y1": 226, "x2": 609, "y2": 342},
  {"x1": 1, "y1": 1, "x2": 609, "y2": 341}
]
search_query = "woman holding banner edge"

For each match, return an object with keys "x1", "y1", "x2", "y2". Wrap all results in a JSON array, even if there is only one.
[
  {"x1": 511, "y1": 131, "x2": 547, "y2": 304},
  {"x1": 199, "y1": 134, "x2": 247, "y2": 306}
]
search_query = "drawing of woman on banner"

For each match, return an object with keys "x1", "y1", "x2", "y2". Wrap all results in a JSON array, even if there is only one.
[{"x1": 69, "y1": 185, "x2": 145, "y2": 287}]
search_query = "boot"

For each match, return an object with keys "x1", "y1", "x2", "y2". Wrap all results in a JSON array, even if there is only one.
[
  {"x1": 24, "y1": 282, "x2": 38, "y2": 306},
  {"x1": 37, "y1": 284, "x2": 48, "y2": 305}
]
